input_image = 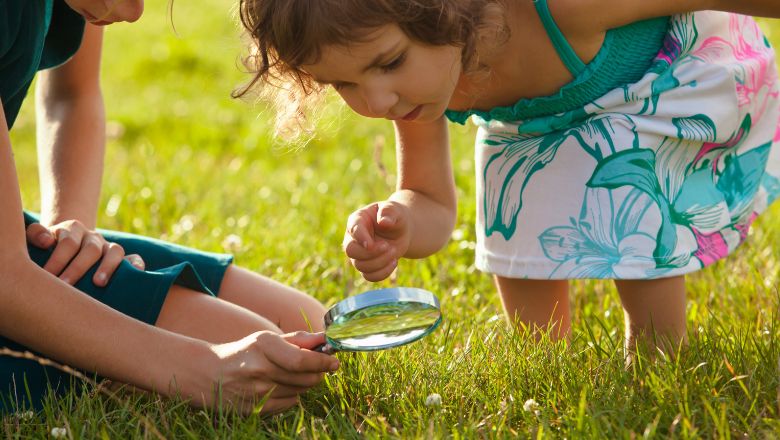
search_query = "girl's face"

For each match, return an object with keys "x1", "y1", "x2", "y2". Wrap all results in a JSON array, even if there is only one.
[
  {"x1": 64, "y1": 0, "x2": 144, "y2": 25},
  {"x1": 302, "y1": 25, "x2": 462, "y2": 123}
]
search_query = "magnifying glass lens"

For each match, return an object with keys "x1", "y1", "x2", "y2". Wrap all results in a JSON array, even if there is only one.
[{"x1": 326, "y1": 301, "x2": 441, "y2": 351}]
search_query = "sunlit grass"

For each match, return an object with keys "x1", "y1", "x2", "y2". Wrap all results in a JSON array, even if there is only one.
[{"x1": 4, "y1": 4, "x2": 780, "y2": 438}]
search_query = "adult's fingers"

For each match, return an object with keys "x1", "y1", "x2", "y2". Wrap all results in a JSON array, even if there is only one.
[
  {"x1": 262, "y1": 333, "x2": 339, "y2": 374},
  {"x1": 57, "y1": 233, "x2": 105, "y2": 285},
  {"x1": 25, "y1": 223, "x2": 55, "y2": 249},
  {"x1": 124, "y1": 253, "x2": 146, "y2": 270},
  {"x1": 91, "y1": 242, "x2": 126, "y2": 286},
  {"x1": 42, "y1": 228, "x2": 85, "y2": 277},
  {"x1": 283, "y1": 331, "x2": 327, "y2": 350}
]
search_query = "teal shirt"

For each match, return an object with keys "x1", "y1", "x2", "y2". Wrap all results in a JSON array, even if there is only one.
[{"x1": 0, "y1": 0, "x2": 85, "y2": 128}]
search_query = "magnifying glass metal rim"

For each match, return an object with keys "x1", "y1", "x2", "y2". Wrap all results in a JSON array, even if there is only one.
[{"x1": 320, "y1": 287, "x2": 442, "y2": 353}]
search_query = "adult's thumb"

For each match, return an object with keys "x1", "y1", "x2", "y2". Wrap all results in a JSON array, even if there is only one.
[
  {"x1": 283, "y1": 331, "x2": 327, "y2": 350},
  {"x1": 25, "y1": 223, "x2": 54, "y2": 249}
]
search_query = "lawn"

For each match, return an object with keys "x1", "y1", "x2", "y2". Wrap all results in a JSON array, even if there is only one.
[{"x1": 4, "y1": 3, "x2": 780, "y2": 438}]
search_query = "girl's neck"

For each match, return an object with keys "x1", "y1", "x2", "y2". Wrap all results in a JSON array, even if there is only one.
[{"x1": 447, "y1": 0, "x2": 607, "y2": 113}]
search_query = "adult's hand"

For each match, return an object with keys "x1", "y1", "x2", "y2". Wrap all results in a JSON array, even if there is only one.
[
  {"x1": 26, "y1": 220, "x2": 145, "y2": 286},
  {"x1": 200, "y1": 331, "x2": 339, "y2": 414}
]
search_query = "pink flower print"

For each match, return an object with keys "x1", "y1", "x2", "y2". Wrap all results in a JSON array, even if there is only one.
[
  {"x1": 734, "y1": 212, "x2": 758, "y2": 242},
  {"x1": 692, "y1": 228, "x2": 729, "y2": 266},
  {"x1": 691, "y1": 15, "x2": 779, "y2": 120}
]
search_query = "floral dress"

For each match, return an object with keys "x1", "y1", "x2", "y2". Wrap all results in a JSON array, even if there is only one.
[{"x1": 446, "y1": 11, "x2": 780, "y2": 279}]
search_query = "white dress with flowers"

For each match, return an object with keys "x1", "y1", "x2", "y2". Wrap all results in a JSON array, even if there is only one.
[{"x1": 445, "y1": 11, "x2": 780, "y2": 279}]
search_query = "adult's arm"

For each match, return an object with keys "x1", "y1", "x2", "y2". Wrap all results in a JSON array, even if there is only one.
[
  {"x1": 1, "y1": 99, "x2": 211, "y2": 396},
  {"x1": 36, "y1": 24, "x2": 105, "y2": 228}
]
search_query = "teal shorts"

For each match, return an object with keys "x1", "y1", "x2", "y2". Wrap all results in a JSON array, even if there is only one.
[{"x1": 0, "y1": 212, "x2": 233, "y2": 412}]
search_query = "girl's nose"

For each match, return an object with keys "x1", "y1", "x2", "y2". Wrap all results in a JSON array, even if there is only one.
[{"x1": 361, "y1": 86, "x2": 397, "y2": 118}]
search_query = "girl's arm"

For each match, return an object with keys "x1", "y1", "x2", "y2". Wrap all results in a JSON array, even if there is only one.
[
  {"x1": 389, "y1": 116, "x2": 457, "y2": 258},
  {"x1": 558, "y1": 0, "x2": 780, "y2": 36},
  {"x1": 35, "y1": 24, "x2": 105, "y2": 228},
  {"x1": 344, "y1": 116, "x2": 456, "y2": 281}
]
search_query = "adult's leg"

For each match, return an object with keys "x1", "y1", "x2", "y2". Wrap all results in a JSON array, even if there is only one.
[
  {"x1": 614, "y1": 275, "x2": 687, "y2": 357},
  {"x1": 494, "y1": 276, "x2": 570, "y2": 340},
  {"x1": 215, "y1": 266, "x2": 327, "y2": 333}
]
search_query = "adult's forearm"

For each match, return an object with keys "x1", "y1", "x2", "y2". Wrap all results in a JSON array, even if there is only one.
[
  {"x1": 36, "y1": 87, "x2": 106, "y2": 228},
  {"x1": 0, "y1": 257, "x2": 211, "y2": 396},
  {"x1": 389, "y1": 189, "x2": 457, "y2": 258}
]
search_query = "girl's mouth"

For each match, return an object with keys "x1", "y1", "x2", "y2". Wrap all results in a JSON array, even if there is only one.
[{"x1": 401, "y1": 105, "x2": 422, "y2": 121}]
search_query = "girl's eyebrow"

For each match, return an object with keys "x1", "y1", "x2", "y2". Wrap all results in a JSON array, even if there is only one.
[
  {"x1": 308, "y1": 40, "x2": 403, "y2": 84},
  {"x1": 360, "y1": 41, "x2": 402, "y2": 73}
]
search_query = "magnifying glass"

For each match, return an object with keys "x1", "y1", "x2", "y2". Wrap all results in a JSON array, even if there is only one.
[{"x1": 314, "y1": 287, "x2": 442, "y2": 354}]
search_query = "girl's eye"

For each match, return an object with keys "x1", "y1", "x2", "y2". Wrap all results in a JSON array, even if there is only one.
[{"x1": 380, "y1": 52, "x2": 406, "y2": 73}]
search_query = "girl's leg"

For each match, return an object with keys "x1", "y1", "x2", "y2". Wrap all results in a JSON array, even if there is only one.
[
  {"x1": 494, "y1": 276, "x2": 570, "y2": 340},
  {"x1": 154, "y1": 284, "x2": 285, "y2": 343},
  {"x1": 614, "y1": 275, "x2": 687, "y2": 356},
  {"x1": 154, "y1": 265, "x2": 326, "y2": 343},
  {"x1": 216, "y1": 266, "x2": 327, "y2": 333}
]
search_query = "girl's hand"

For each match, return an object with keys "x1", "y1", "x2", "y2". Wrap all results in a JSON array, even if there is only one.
[
  {"x1": 25, "y1": 220, "x2": 145, "y2": 286},
  {"x1": 343, "y1": 201, "x2": 411, "y2": 281},
  {"x1": 203, "y1": 331, "x2": 339, "y2": 414}
]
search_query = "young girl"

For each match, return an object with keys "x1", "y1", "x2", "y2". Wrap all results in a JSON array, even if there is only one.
[
  {"x1": 237, "y1": 1, "x2": 780, "y2": 352},
  {"x1": 1, "y1": 0, "x2": 338, "y2": 414}
]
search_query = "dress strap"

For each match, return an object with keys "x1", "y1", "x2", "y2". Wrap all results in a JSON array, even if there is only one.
[{"x1": 533, "y1": 0, "x2": 586, "y2": 76}]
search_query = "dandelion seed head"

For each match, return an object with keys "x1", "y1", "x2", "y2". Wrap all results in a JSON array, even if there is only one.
[
  {"x1": 221, "y1": 234, "x2": 243, "y2": 252},
  {"x1": 523, "y1": 398, "x2": 540, "y2": 414},
  {"x1": 425, "y1": 393, "x2": 442, "y2": 407}
]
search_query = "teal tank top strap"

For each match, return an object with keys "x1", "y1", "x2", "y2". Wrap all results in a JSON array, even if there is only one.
[{"x1": 533, "y1": 0, "x2": 586, "y2": 76}]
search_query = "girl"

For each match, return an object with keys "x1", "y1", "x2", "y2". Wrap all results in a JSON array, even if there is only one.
[
  {"x1": 236, "y1": 1, "x2": 780, "y2": 353},
  {"x1": 1, "y1": 0, "x2": 338, "y2": 414}
]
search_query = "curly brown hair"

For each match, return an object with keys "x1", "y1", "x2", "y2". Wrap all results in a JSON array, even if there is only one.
[{"x1": 234, "y1": 0, "x2": 506, "y2": 138}]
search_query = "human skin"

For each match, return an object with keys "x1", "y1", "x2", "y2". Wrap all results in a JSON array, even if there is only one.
[
  {"x1": 2, "y1": 0, "x2": 337, "y2": 414},
  {"x1": 323, "y1": 0, "x2": 778, "y2": 352}
]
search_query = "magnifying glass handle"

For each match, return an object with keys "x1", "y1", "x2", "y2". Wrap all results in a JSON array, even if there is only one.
[{"x1": 312, "y1": 343, "x2": 336, "y2": 355}]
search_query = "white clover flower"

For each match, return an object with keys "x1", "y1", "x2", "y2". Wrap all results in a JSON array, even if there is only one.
[
  {"x1": 523, "y1": 398, "x2": 540, "y2": 415},
  {"x1": 425, "y1": 393, "x2": 442, "y2": 407},
  {"x1": 50, "y1": 427, "x2": 67, "y2": 438}
]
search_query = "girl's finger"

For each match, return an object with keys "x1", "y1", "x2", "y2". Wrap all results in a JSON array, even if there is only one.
[
  {"x1": 360, "y1": 259, "x2": 397, "y2": 282},
  {"x1": 352, "y1": 245, "x2": 395, "y2": 274},
  {"x1": 346, "y1": 206, "x2": 378, "y2": 248},
  {"x1": 42, "y1": 228, "x2": 85, "y2": 276},
  {"x1": 343, "y1": 237, "x2": 386, "y2": 260},
  {"x1": 25, "y1": 223, "x2": 55, "y2": 249},
  {"x1": 92, "y1": 242, "x2": 127, "y2": 287},
  {"x1": 57, "y1": 234, "x2": 105, "y2": 285}
]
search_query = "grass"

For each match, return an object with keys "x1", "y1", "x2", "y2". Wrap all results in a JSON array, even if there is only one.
[{"x1": 4, "y1": 3, "x2": 780, "y2": 438}]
